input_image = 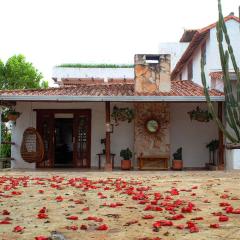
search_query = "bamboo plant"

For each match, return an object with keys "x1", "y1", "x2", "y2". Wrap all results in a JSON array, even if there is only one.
[{"x1": 201, "y1": 0, "x2": 240, "y2": 145}]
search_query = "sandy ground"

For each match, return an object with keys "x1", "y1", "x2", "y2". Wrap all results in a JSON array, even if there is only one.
[{"x1": 1, "y1": 170, "x2": 240, "y2": 240}]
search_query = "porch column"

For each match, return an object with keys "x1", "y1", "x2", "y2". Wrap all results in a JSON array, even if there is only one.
[
  {"x1": 105, "y1": 101, "x2": 112, "y2": 171},
  {"x1": 218, "y1": 102, "x2": 224, "y2": 167}
]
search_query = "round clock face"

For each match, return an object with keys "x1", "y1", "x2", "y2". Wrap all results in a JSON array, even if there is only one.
[{"x1": 146, "y1": 119, "x2": 159, "y2": 133}]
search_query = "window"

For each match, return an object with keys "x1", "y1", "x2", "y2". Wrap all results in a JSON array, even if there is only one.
[
  {"x1": 187, "y1": 60, "x2": 193, "y2": 80},
  {"x1": 201, "y1": 42, "x2": 206, "y2": 65},
  {"x1": 179, "y1": 73, "x2": 182, "y2": 80}
]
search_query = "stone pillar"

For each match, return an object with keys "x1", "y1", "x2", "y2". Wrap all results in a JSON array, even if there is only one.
[{"x1": 134, "y1": 54, "x2": 171, "y2": 93}]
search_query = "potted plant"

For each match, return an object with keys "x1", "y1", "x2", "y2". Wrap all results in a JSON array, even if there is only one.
[
  {"x1": 120, "y1": 148, "x2": 132, "y2": 170},
  {"x1": 188, "y1": 106, "x2": 212, "y2": 122},
  {"x1": 111, "y1": 106, "x2": 134, "y2": 126},
  {"x1": 6, "y1": 109, "x2": 21, "y2": 121},
  {"x1": 172, "y1": 147, "x2": 183, "y2": 170},
  {"x1": 206, "y1": 140, "x2": 219, "y2": 168}
]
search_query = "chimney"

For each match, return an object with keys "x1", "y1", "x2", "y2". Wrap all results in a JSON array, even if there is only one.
[{"x1": 134, "y1": 54, "x2": 171, "y2": 93}]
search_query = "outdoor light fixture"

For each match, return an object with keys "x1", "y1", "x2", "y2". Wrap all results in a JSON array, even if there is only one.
[{"x1": 105, "y1": 123, "x2": 113, "y2": 133}]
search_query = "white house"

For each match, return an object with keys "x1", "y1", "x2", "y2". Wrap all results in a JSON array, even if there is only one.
[
  {"x1": 170, "y1": 14, "x2": 240, "y2": 91},
  {"x1": 3, "y1": 15, "x2": 239, "y2": 171}
]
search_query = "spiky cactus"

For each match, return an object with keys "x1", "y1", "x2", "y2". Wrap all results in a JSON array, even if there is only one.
[{"x1": 201, "y1": 0, "x2": 240, "y2": 144}]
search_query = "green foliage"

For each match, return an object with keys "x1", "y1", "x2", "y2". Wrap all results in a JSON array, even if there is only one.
[
  {"x1": 0, "y1": 124, "x2": 11, "y2": 158},
  {"x1": 206, "y1": 139, "x2": 219, "y2": 152},
  {"x1": 40, "y1": 80, "x2": 49, "y2": 89},
  {"x1": 0, "y1": 54, "x2": 43, "y2": 90},
  {"x1": 201, "y1": 0, "x2": 240, "y2": 144},
  {"x1": 111, "y1": 106, "x2": 135, "y2": 126},
  {"x1": 57, "y1": 63, "x2": 134, "y2": 68},
  {"x1": 120, "y1": 148, "x2": 132, "y2": 160},
  {"x1": 188, "y1": 106, "x2": 212, "y2": 122},
  {"x1": 173, "y1": 148, "x2": 182, "y2": 160}
]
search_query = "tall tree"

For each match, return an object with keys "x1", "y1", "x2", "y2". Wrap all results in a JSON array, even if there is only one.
[{"x1": 0, "y1": 54, "x2": 43, "y2": 89}]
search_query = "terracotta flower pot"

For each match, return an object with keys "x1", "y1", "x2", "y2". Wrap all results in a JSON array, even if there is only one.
[
  {"x1": 172, "y1": 159, "x2": 183, "y2": 170},
  {"x1": 121, "y1": 159, "x2": 131, "y2": 170}
]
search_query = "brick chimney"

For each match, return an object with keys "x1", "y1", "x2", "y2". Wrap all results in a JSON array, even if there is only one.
[{"x1": 134, "y1": 54, "x2": 171, "y2": 93}]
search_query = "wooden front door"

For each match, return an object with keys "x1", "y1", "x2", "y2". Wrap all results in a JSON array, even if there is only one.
[
  {"x1": 37, "y1": 111, "x2": 54, "y2": 168},
  {"x1": 36, "y1": 109, "x2": 91, "y2": 168},
  {"x1": 73, "y1": 111, "x2": 91, "y2": 168}
]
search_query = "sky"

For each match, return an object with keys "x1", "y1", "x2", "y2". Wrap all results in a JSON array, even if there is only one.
[{"x1": 0, "y1": 0, "x2": 239, "y2": 82}]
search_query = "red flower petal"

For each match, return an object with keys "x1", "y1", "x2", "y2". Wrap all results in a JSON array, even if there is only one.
[
  {"x1": 80, "y1": 224, "x2": 88, "y2": 230},
  {"x1": 232, "y1": 209, "x2": 240, "y2": 214},
  {"x1": 2, "y1": 210, "x2": 10, "y2": 215},
  {"x1": 55, "y1": 196, "x2": 63, "y2": 202},
  {"x1": 66, "y1": 225, "x2": 78, "y2": 231},
  {"x1": 170, "y1": 188, "x2": 179, "y2": 195},
  {"x1": 35, "y1": 236, "x2": 49, "y2": 240},
  {"x1": 82, "y1": 207, "x2": 89, "y2": 211},
  {"x1": 191, "y1": 217, "x2": 204, "y2": 221},
  {"x1": 37, "y1": 213, "x2": 48, "y2": 219},
  {"x1": 67, "y1": 216, "x2": 78, "y2": 220},
  {"x1": 189, "y1": 226, "x2": 199, "y2": 233},
  {"x1": 96, "y1": 224, "x2": 108, "y2": 230},
  {"x1": 219, "y1": 215, "x2": 229, "y2": 222},
  {"x1": 39, "y1": 207, "x2": 46, "y2": 214},
  {"x1": 13, "y1": 226, "x2": 24, "y2": 232},
  {"x1": 143, "y1": 215, "x2": 154, "y2": 219},
  {"x1": 0, "y1": 220, "x2": 11, "y2": 224},
  {"x1": 210, "y1": 223, "x2": 220, "y2": 228},
  {"x1": 168, "y1": 214, "x2": 184, "y2": 220},
  {"x1": 176, "y1": 224, "x2": 185, "y2": 229}
]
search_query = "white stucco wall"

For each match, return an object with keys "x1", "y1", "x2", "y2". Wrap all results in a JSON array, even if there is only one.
[
  {"x1": 159, "y1": 42, "x2": 189, "y2": 71},
  {"x1": 52, "y1": 67, "x2": 134, "y2": 79},
  {"x1": 170, "y1": 102, "x2": 219, "y2": 168},
  {"x1": 178, "y1": 19, "x2": 240, "y2": 90},
  {"x1": 12, "y1": 102, "x2": 134, "y2": 169},
  {"x1": 181, "y1": 64, "x2": 188, "y2": 80},
  {"x1": 208, "y1": 19, "x2": 240, "y2": 72},
  {"x1": 12, "y1": 101, "x2": 219, "y2": 169}
]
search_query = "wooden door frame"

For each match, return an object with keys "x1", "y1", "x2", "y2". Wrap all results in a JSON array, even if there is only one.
[
  {"x1": 36, "y1": 109, "x2": 92, "y2": 168},
  {"x1": 73, "y1": 110, "x2": 91, "y2": 168},
  {"x1": 36, "y1": 111, "x2": 54, "y2": 168}
]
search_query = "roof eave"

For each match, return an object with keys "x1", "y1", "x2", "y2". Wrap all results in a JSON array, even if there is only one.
[{"x1": 0, "y1": 95, "x2": 225, "y2": 102}]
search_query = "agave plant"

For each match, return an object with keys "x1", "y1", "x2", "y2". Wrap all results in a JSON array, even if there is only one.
[{"x1": 201, "y1": 0, "x2": 240, "y2": 144}]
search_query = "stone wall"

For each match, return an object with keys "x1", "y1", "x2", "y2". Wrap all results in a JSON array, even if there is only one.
[
  {"x1": 134, "y1": 54, "x2": 171, "y2": 93},
  {"x1": 134, "y1": 103, "x2": 170, "y2": 159}
]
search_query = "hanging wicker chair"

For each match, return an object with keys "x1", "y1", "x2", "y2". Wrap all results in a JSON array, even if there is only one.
[{"x1": 20, "y1": 127, "x2": 45, "y2": 163}]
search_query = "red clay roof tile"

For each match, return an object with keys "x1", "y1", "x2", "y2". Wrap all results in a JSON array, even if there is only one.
[{"x1": 0, "y1": 80, "x2": 223, "y2": 98}]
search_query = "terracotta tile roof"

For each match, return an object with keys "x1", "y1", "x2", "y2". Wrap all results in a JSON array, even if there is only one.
[
  {"x1": 0, "y1": 80, "x2": 223, "y2": 97},
  {"x1": 209, "y1": 71, "x2": 238, "y2": 81},
  {"x1": 0, "y1": 83, "x2": 134, "y2": 97},
  {"x1": 136, "y1": 80, "x2": 223, "y2": 96},
  {"x1": 209, "y1": 72, "x2": 223, "y2": 80},
  {"x1": 171, "y1": 15, "x2": 240, "y2": 80}
]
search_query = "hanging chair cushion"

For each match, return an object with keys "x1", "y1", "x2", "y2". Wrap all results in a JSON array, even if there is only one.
[{"x1": 20, "y1": 127, "x2": 44, "y2": 163}]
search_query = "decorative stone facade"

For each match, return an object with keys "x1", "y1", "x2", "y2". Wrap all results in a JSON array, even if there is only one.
[
  {"x1": 134, "y1": 103, "x2": 170, "y2": 159},
  {"x1": 134, "y1": 54, "x2": 171, "y2": 93}
]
